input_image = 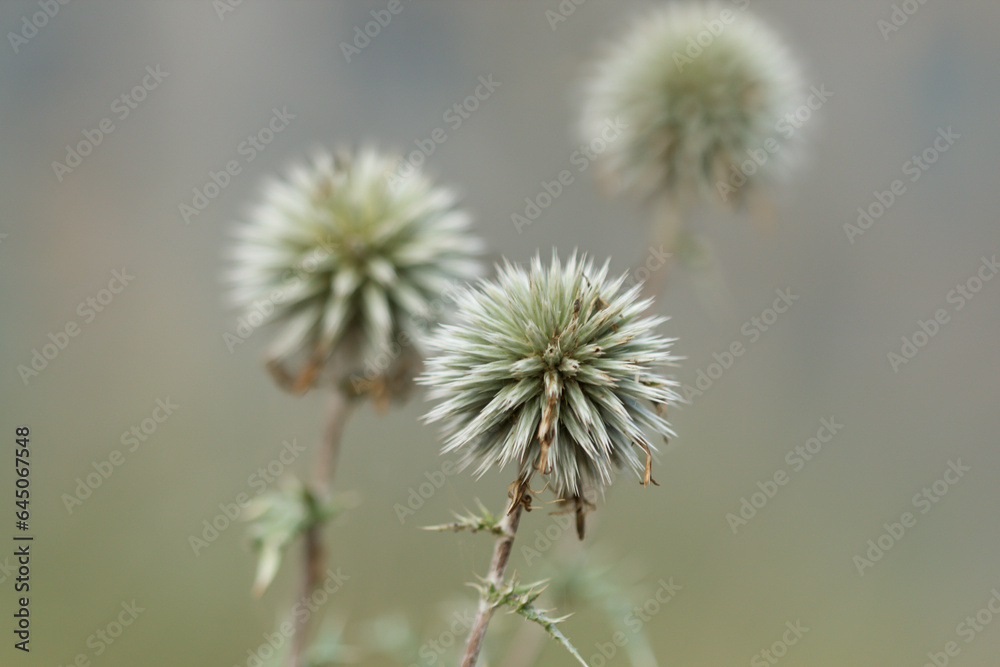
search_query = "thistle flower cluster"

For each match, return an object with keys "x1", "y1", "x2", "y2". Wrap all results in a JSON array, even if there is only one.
[
  {"x1": 580, "y1": 2, "x2": 803, "y2": 204},
  {"x1": 420, "y1": 253, "x2": 679, "y2": 504},
  {"x1": 227, "y1": 148, "x2": 483, "y2": 396}
]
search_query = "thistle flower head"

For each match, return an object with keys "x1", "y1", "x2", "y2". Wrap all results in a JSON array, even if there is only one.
[
  {"x1": 227, "y1": 148, "x2": 483, "y2": 398},
  {"x1": 420, "y1": 252, "x2": 679, "y2": 505},
  {"x1": 580, "y1": 2, "x2": 804, "y2": 204}
]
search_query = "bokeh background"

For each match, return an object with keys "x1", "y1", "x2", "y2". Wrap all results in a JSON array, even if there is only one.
[{"x1": 3, "y1": 1, "x2": 1000, "y2": 665}]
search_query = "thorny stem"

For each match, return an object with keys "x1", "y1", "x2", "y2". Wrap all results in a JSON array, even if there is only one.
[
  {"x1": 460, "y1": 502, "x2": 524, "y2": 667},
  {"x1": 287, "y1": 388, "x2": 354, "y2": 667}
]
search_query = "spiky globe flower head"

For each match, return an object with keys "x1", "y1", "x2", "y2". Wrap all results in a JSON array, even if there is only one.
[
  {"x1": 580, "y1": 2, "x2": 804, "y2": 206},
  {"x1": 227, "y1": 148, "x2": 484, "y2": 401},
  {"x1": 420, "y1": 253, "x2": 679, "y2": 530}
]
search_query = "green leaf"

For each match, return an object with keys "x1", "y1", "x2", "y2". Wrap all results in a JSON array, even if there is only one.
[
  {"x1": 421, "y1": 500, "x2": 506, "y2": 536},
  {"x1": 245, "y1": 477, "x2": 349, "y2": 596},
  {"x1": 478, "y1": 578, "x2": 590, "y2": 667}
]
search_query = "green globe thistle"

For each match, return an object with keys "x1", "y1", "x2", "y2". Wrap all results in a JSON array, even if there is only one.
[
  {"x1": 227, "y1": 148, "x2": 484, "y2": 399},
  {"x1": 580, "y1": 2, "x2": 804, "y2": 205},
  {"x1": 420, "y1": 253, "x2": 679, "y2": 524}
]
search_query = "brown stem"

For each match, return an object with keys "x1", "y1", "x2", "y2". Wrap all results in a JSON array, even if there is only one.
[
  {"x1": 287, "y1": 388, "x2": 354, "y2": 667},
  {"x1": 640, "y1": 195, "x2": 682, "y2": 302},
  {"x1": 460, "y1": 502, "x2": 524, "y2": 667},
  {"x1": 288, "y1": 526, "x2": 324, "y2": 667},
  {"x1": 314, "y1": 388, "x2": 353, "y2": 488}
]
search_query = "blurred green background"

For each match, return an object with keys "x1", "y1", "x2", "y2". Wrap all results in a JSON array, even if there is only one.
[{"x1": 3, "y1": 1, "x2": 1000, "y2": 665}]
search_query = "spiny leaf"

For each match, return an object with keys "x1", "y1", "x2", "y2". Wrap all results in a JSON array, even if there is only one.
[
  {"x1": 422, "y1": 499, "x2": 505, "y2": 536},
  {"x1": 245, "y1": 477, "x2": 349, "y2": 596},
  {"x1": 477, "y1": 578, "x2": 590, "y2": 667}
]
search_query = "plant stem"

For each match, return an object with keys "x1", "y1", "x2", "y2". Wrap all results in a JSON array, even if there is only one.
[
  {"x1": 287, "y1": 388, "x2": 354, "y2": 667},
  {"x1": 498, "y1": 508, "x2": 585, "y2": 667},
  {"x1": 641, "y1": 194, "x2": 683, "y2": 301},
  {"x1": 315, "y1": 388, "x2": 353, "y2": 487},
  {"x1": 288, "y1": 526, "x2": 324, "y2": 667},
  {"x1": 460, "y1": 502, "x2": 524, "y2": 667}
]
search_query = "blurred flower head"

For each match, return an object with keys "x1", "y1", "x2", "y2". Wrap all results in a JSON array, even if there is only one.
[
  {"x1": 580, "y1": 2, "x2": 804, "y2": 206},
  {"x1": 420, "y1": 252, "x2": 679, "y2": 506},
  {"x1": 227, "y1": 148, "x2": 484, "y2": 399}
]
